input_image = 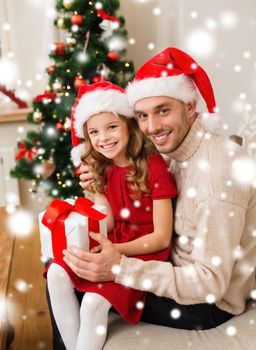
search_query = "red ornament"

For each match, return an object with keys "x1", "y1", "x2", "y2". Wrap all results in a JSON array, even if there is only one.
[
  {"x1": 107, "y1": 51, "x2": 120, "y2": 61},
  {"x1": 56, "y1": 122, "x2": 65, "y2": 131},
  {"x1": 74, "y1": 76, "x2": 86, "y2": 90},
  {"x1": 15, "y1": 143, "x2": 37, "y2": 162},
  {"x1": 71, "y1": 14, "x2": 84, "y2": 26},
  {"x1": 91, "y1": 74, "x2": 104, "y2": 83},
  {"x1": 47, "y1": 65, "x2": 56, "y2": 75},
  {"x1": 54, "y1": 42, "x2": 65, "y2": 56}
]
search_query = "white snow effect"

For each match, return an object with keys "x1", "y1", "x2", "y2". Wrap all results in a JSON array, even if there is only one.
[
  {"x1": 148, "y1": 43, "x2": 155, "y2": 50},
  {"x1": 0, "y1": 296, "x2": 7, "y2": 318},
  {"x1": 193, "y1": 237, "x2": 203, "y2": 248},
  {"x1": 211, "y1": 256, "x2": 222, "y2": 266},
  {"x1": 96, "y1": 325, "x2": 106, "y2": 336},
  {"x1": 250, "y1": 290, "x2": 256, "y2": 300},
  {"x1": 232, "y1": 157, "x2": 256, "y2": 185},
  {"x1": 204, "y1": 18, "x2": 218, "y2": 31},
  {"x1": 170, "y1": 308, "x2": 181, "y2": 319},
  {"x1": 233, "y1": 246, "x2": 244, "y2": 260},
  {"x1": 197, "y1": 159, "x2": 209, "y2": 171},
  {"x1": 234, "y1": 64, "x2": 242, "y2": 72},
  {"x1": 153, "y1": 7, "x2": 161, "y2": 16},
  {"x1": 185, "y1": 29, "x2": 215, "y2": 58},
  {"x1": 134, "y1": 200, "x2": 141, "y2": 208},
  {"x1": 0, "y1": 57, "x2": 19, "y2": 88},
  {"x1": 136, "y1": 301, "x2": 144, "y2": 309},
  {"x1": 111, "y1": 264, "x2": 121, "y2": 274},
  {"x1": 187, "y1": 187, "x2": 197, "y2": 198},
  {"x1": 179, "y1": 235, "x2": 188, "y2": 245},
  {"x1": 95, "y1": 2, "x2": 103, "y2": 10},
  {"x1": 7, "y1": 209, "x2": 34, "y2": 237},
  {"x1": 142, "y1": 279, "x2": 152, "y2": 290},
  {"x1": 219, "y1": 10, "x2": 239, "y2": 30},
  {"x1": 205, "y1": 294, "x2": 216, "y2": 304},
  {"x1": 226, "y1": 325, "x2": 237, "y2": 336},
  {"x1": 15, "y1": 279, "x2": 29, "y2": 293},
  {"x1": 108, "y1": 36, "x2": 127, "y2": 51},
  {"x1": 190, "y1": 11, "x2": 198, "y2": 19},
  {"x1": 120, "y1": 208, "x2": 130, "y2": 219}
]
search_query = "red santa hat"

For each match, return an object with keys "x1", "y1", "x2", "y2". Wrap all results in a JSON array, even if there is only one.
[
  {"x1": 126, "y1": 47, "x2": 221, "y2": 132},
  {"x1": 71, "y1": 81, "x2": 133, "y2": 166}
]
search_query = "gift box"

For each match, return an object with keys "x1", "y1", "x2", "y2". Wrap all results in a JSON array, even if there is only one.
[{"x1": 38, "y1": 197, "x2": 107, "y2": 260}]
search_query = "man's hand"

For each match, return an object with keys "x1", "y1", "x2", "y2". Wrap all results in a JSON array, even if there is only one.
[
  {"x1": 62, "y1": 232, "x2": 122, "y2": 282},
  {"x1": 78, "y1": 162, "x2": 95, "y2": 191}
]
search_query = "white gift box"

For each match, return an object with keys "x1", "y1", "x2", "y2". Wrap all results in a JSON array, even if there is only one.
[{"x1": 38, "y1": 198, "x2": 107, "y2": 259}]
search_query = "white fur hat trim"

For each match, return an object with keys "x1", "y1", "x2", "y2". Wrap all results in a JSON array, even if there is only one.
[
  {"x1": 126, "y1": 75, "x2": 199, "y2": 107},
  {"x1": 74, "y1": 89, "x2": 134, "y2": 138}
]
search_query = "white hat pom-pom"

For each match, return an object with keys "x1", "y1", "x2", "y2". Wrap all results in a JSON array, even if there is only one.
[
  {"x1": 199, "y1": 112, "x2": 223, "y2": 134},
  {"x1": 71, "y1": 143, "x2": 85, "y2": 167}
]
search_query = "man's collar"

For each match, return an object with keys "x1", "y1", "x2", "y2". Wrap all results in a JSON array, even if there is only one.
[{"x1": 168, "y1": 117, "x2": 205, "y2": 162}]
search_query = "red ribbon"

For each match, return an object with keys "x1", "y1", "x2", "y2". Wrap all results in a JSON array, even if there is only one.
[
  {"x1": 34, "y1": 91, "x2": 56, "y2": 103},
  {"x1": 15, "y1": 143, "x2": 37, "y2": 161},
  {"x1": 97, "y1": 9, "x2": 121, "y2": 23},
  {"x1": 42, "y1": 198, "x2": 107, "y2": 260}
]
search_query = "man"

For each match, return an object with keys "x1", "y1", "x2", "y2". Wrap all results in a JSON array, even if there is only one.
[{"x1": 50, "y1": 48, "x2": 256, "y2": 340}]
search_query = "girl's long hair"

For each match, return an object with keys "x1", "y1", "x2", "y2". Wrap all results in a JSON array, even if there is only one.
[{"x1": 81, "y1": 115, "x2": 157, "y2": 198}]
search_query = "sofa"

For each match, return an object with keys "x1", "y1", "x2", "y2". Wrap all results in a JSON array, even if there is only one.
[{"x1": 103, "y1": 300, "x2": 256, "y2": 350}]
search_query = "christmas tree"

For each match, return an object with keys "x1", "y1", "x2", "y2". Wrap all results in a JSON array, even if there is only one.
[{"x1": 11, "y1": 0, "x2": 134, "y2": 199}]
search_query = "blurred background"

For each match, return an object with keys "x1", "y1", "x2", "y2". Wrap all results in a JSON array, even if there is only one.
[{"x1": 0, "y1": 0, "x2": 256, "y2": 349}]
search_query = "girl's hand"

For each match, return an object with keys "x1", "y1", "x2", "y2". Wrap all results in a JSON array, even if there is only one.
[
  {"x1": 78, "y1": 162, "x2": 95, "y2": 191},
  {"x1": 90, "y1": 245, "x2": 102, "y2": 253}
]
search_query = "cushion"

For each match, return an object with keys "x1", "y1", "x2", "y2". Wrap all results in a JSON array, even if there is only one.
[{"x1": 103, "y1": 301, "x2": 256, "y2": 350}]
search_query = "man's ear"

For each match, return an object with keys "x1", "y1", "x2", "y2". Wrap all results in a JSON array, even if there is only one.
[{"x1": 186, "y1": 100, "x2": 197, "y2": 120}]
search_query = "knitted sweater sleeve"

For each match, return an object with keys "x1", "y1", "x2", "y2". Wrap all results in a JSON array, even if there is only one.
[{"x1": 115, "y1": 197, "x2": 246, "y2": 304}]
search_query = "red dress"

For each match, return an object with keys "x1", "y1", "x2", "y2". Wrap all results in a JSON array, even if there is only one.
[{"x1": 45, "y1": 153, "x2": 177, "y2": 323}]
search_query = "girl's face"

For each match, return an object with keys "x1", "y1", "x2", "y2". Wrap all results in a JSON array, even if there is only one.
[{"x1": 86, "y1": 112, "x2": 129, "y2": 166}]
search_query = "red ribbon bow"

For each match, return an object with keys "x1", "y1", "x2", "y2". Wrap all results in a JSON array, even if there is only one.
[
  {"x1": 15, "y1": 143, "x2": 37, "y2": 161},
  {"x1": 42, "y1": 197, "x2": 107, "y2": 260},
  {"x1": 34, "y1": 91, "x2": 56, "y2": 103},
  {"x1": 97, "y1": 9, "x2": 121, "y2": 23}
]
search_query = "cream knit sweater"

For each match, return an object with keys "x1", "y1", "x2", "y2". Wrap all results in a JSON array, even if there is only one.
[{"x1": 115, "y1": 117, "x2": 256, "y2": 315}]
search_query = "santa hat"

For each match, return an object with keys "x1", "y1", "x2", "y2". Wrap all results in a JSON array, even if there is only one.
[
  {"x1": 71, "y1": 81, "x2": 133, "y2": 166},
  {"x1": 126, "y1": 47, "x2": 221, "y2": 132}
]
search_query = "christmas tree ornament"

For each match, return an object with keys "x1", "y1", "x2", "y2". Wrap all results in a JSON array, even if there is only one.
[
  {"x1": 91, "y1": 74, "x2": 103, "y2": 83},
  {"x1": 107, "y1": 51, "x2": 120, "y2": 61},
  {"x1": 15, "y1": 143, "x2": 37, "y2": 162},
  {"x1": 56, "y1": 121, "x2": 65, "y2": 131},
  {"x1": 66, "y1": 36, "x2": 76, "y2": 46},
  {"x1": 53, "y1": 80, "x2": 63, "y2": 91},
  {"x1": 34, "y1": 91, "x2": 56, "y2": 103},
  {"x1": 74, "y1": 75, "x2": 86, "y2": 89},
  {"x1": 64, "y1": 117, "x2": 71, "y2": 131},
  {"x1": 71, "y1": 14, "x2": 84, "y2": 26},
  {"x1": 57, "y1": 18, "x2": 65, "y2": 29},
  {"x1": 99, "y1": 19, "x2": 119, "y2": 39},
  {"x1": 63, "y1": 0, "x2": 74, "y2": 10},
  {"x1": 53, "y1": 42, "x2": 65, "y2": 56},
  {"x1": 33, "y1": 110, "x2": 44, "y2": 123},
  {"x1": 96, "y1": 63, "x2": 110, "y2": 80},
  {"x1": 47, "y1": 65, "x2": 56, "y2": 75}
]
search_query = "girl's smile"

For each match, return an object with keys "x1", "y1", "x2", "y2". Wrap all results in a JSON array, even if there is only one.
[{"x1": 86, "y1": 112, "x2": 130, "y2": 167}]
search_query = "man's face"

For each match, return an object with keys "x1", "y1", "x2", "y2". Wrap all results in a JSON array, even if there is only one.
[{"x1": 134, "y1": 96, "x2": 197, "y2": 154}]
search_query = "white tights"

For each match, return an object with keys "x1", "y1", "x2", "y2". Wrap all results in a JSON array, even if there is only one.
[{"x1": 47, "y1": 263, "x2": 111, "y2": 350}]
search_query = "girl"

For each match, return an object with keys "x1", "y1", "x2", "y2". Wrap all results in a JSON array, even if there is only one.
[{"x1": 46, "y1": 81, "x2": 177, "y2": 350}]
